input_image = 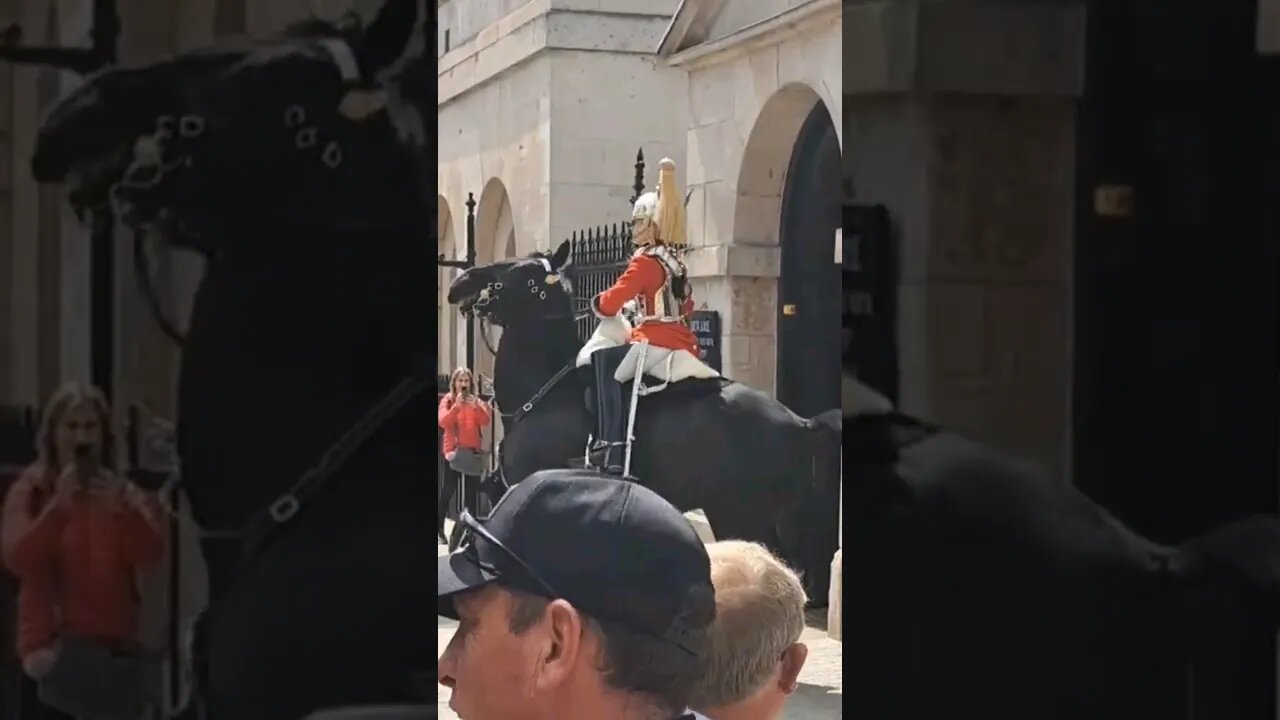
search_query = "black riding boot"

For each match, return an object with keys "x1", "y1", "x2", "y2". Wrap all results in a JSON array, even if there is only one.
[{"x1": 571, "y1": 347, "x2": 633, "y2": 478}]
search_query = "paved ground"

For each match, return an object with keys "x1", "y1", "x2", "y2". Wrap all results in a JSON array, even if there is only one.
[{"x1": 436, "y1": 518, "x2": 843, "y2": 719}]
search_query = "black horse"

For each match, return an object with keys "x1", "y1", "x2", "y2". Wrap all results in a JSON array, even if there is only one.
[
  {"x1": 446, "y1": 244, "x2": 843, "y2": 598},
  {"x1": 842, "y1": 380, "x2": 1280, "y2": 719},
  {"x1": 31, "y1": 2, "x2": 432, "y2": 719}
]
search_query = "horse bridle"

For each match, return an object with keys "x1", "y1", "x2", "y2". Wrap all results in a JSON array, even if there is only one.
[
  {"x1": 465, "y1": 258, "x2": 592, "y2": 355},
  {"x1": 462, "y1": 260, "x2": 593, "y2": 482}
]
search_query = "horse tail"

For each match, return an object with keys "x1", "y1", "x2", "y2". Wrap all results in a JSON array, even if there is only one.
[{"x1": 806, "y1": 408, "x2": 843, "y2": 435}]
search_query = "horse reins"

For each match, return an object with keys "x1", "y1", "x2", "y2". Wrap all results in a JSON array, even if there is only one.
[{"x1": 462, "y1": 266, "x2": 593, "y2": 486}]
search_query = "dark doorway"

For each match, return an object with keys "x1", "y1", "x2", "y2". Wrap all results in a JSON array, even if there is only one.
[
  {"x1": 1073, "y1": 1, "x2": 1280, "y2": 717},
  {"x1": 777, "y1": 101, "x2": 842, "y2": 419}
]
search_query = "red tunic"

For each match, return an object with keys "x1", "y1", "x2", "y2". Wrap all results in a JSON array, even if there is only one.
[
  {"x1": 592, "y1": 252, "x2": 698, "y2": 355},
  {"x1": 1, "y1": 465, "x2": 165, "y2": 659},
  {"x1": 437, "y1": 395, "x2": 491, "y2": 456}
]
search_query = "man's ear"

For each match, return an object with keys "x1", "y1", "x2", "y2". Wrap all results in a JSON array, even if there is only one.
[
  {"x1": 533, "y1": 599, "x2": 587, "y2": 692},
  {"x1": 778, "y1": 643, "x2": 808, "y2": 694}
]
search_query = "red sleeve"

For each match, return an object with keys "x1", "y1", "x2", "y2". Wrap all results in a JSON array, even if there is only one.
[
  {"x1": 476, "y1": 401, "x2": 492, "y2": 426},
  {"x1": 2, "y1": 469, "x2": 70, "y2": 577},
  {"x1": 438, "y1": 395, "x2": 461, "y2": 428},
  {"x1": 119, "y1": 490, "x2": 165, "y2": 567},
  {"x1": 592, "y1": 256, "x2": 665, "y2": 318}
]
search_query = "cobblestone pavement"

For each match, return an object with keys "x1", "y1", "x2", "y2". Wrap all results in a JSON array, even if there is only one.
[{"x1": 436, "y1": 520, "x2": 843, "y2": 719}]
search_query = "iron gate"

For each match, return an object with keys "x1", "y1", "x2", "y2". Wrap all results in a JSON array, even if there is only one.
[{"x1": 567, "y1": 225, "x2": 633, "y2": 341}]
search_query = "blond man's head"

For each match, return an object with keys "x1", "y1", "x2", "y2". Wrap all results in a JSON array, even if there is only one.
[{"x1": 690, "y1": 541, "x2": 809, "y2": 719}]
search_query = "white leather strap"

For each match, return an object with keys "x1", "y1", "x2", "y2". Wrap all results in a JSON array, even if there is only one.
[{"x1": 317, "y1": 38, "x2": 361, "y2": 82}]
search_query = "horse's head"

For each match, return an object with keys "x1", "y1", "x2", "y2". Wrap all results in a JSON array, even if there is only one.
[
  {"x1": 447, "y1": 241, "x2": 576, "y2": 328},
  {"x1": 31, "y1": 0, "x2": 426, "y2": 251}
]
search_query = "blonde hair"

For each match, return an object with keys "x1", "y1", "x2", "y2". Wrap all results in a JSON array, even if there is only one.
[
  {"x1": 654, "y1": 157, "x2": 687, "y2": 249},
  {"x1": 689, "y1": 540, "x2": 808, "y2": 708},
  {"x1": 35, "y1": 382, "x2": 116, "y2": 480},
  {"x1": 448, "y1": 367, "x2": 473, "y2": 398}
]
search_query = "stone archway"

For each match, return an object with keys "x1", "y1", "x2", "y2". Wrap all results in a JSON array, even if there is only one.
[
  {"x1": 731, "y1": 83, "x2": 837, "y2": 399},
  {"x1": 734, "y1": 83, "x2": 829, "y2": 246},
  {"x1": 438, "y1": 195, "x2": 459, "y2": 377},
  {"x1": 473, "y1": 178, "x2": 516, "y2": 383}
]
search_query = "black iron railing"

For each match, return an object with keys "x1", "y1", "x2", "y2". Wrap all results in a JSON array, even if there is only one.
[{"x1": 567, "y1": 224, "x2": 634, "y2": 341}]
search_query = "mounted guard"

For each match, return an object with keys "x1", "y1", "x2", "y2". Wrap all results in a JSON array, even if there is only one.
[{"x1": 571, "y1": 158, "x2": 720, "y2": 477}]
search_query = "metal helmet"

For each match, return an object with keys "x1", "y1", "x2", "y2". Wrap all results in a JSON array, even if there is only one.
[{"x1": 630, "y1": 158, "x2": 687, "y2": 249}]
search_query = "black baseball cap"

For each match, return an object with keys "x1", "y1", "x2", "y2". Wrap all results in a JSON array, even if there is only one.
[{"x1": 438, "y1": 469, "x2": 715, "y2": 657}]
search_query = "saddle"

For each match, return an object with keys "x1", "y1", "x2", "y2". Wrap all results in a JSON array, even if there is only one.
[{"x1": 579, "y1": 367, "x2": 726, "y2": 417}]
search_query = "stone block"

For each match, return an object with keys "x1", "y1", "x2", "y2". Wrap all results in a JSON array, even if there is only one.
[
  {"x1": 925, "y1": 96, "x2": 1075, "y2": 284},
  {"x1": 843, "y1": 0, "x2": 919, "y2": 94},
  {"x1": 701, "y1": 179, "x2": 736, "y2": 247},
  {"x1": 732, "y1": 193, "x2": 782, "y2": 245},
  {"x1": 687, "y1": 121, "x2": 731, "y2": 186},
  {"x1": 725, "y1": 333, "x2": 751, "y2": 372},
  {"x1": 685, "y1": 183, "x2": 708, "y2": 247},
  {"x1": 724, "y1": 245, "x2": 780, "y2": 277},
  {"x1": 546, "y1": 11, "x2": 672, "y2": 54},
  {"x1": 728, "y1": 278, "x2": 776, "y2": 335},
  {"x1": 915, "y1": 0, "x2": 1086, "y2": 97},
  {"x1": 827, "y1": 549, "x2": 842, "y2": 641},
  {"x1": 732, "y1": 47, "x2": 779, "y2": 133},
  {"x1": 930, "y1": 283, "x2": 986, "y2": 377},
  {"x1": 689, "y1": 63, "x2": 735, "y2": 128}
]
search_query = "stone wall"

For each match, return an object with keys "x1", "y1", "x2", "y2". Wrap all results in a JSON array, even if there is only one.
[
  {"x1": 438, "y1": 1, "x2": 685, "y2": 262},
  {"x1": 672, "y1": 0, "x2": 841, "y2": 395},
  {"x1": 842, "y1": 0, "x2": 1084, "y2": 478}
]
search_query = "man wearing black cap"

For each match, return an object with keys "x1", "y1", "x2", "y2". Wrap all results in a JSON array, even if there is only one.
[{"x1": 438, "y1": 469, "x2": 716, "y2": 720}]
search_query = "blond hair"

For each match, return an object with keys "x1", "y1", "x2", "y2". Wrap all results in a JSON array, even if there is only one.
[
  {"x1": 689, "y1": 540, "x2": 808, "y2": 708},
  {"x1": 35, "y1": 382, "x2": 116, "y2": 480}
]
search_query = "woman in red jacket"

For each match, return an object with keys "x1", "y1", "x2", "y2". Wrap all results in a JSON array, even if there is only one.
[
  {"x1": 0, "y1": 383, "x2": 164, "y2": 689},
  {"x1": 437, "y1": 367, "x2": 491, "y2": 541}
]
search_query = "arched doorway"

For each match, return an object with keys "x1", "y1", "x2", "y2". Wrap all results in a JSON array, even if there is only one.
[
  {"x1": 777, "y1": 100, "x2": 842, "y2": 419},
  {"x1": 736, "y1": 84, "x2": 842, "y2": 418}
]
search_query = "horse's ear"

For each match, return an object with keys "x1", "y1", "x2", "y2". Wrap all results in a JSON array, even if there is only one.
[
  {"x1": 354, "y1": 0, "x2": 419, "y2": 79},
  {"x1": 550, "y1": 240, "x2": 572, "y2": 271}
]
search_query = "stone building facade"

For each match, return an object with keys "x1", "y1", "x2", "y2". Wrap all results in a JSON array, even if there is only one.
[{"x1": 436, "y1": 0, "x2": 689, "y2": 376}]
